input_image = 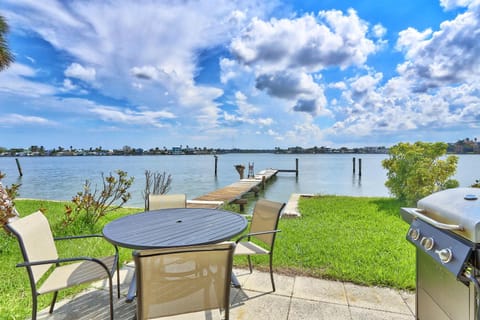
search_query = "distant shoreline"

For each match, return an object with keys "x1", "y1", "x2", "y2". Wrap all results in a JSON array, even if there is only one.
[
  {"x1": 2, "y1": 150, "x2": 479, "y2": 157},
  {"x1": 2, "y1": 139, "x2": 479, "y2": 157}
]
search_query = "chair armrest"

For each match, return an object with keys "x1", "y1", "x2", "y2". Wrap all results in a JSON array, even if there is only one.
[
  {"x1": 235, "y1": 230, "x2": 281, "y2": 243},
  {"x1": 17, "y1": 256, "x2": 113, "y2": 275},
  {"x1": 54, "y1": 234, "x2": 119, "y2": 255}
]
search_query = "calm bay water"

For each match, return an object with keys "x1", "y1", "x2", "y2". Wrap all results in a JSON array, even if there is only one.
[{"x1": 0, "y1": 153, "x2": 478, "y2": 208}]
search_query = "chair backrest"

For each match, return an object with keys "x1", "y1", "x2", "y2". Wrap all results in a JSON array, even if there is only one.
[
  {"x1": 249, "y1": 199, "x2": 285, "y2": 247},
  {"x1": 6, "y1": 211, "x2": 59, "y2": 284},
  {"x1": 147, "y1": 194, "x2": 186, "y2": 210},
  {"x1": 133, "y1": 242, "x2": 235, "y2": 320}
]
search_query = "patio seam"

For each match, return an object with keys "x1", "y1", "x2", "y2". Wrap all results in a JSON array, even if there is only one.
[{"x1": 285, "y1": 275, "x2": 296, "y2": 320}]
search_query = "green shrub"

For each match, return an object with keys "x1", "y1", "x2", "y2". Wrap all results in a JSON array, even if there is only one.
[
  {"x1": 382, "y1": 142, "x2": 458, "y2": 205},
  {"x1": 0, "y1": 172, "x2": 20, "y2": 232},
  {"x1": 63, "y1": 170, "x2": 134, "y2": 228}
]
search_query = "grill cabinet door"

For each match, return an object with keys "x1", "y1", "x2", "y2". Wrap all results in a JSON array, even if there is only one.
[{"x1": 417, "y1": 249, "x2": 473, "y2": 319}]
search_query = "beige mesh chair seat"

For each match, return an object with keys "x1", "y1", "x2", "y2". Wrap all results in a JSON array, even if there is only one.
[
  {"x1": 133, "y1": 242, "x2": 235, "y2": 320},
  {"x1": 6, "y1": 211, "x2": 120, "y2": 320},
  {"x1": 147, "y1": 193, "x2": 186, "y2": 210},
  {"x1": 234, "y1": 199, "x2": 285, "y2": 292}
]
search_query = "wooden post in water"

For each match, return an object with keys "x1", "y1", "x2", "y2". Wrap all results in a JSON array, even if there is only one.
[
  {"x1": 295, "y1": 158, "x2": 299, "y2": 177},
  {"x1": 358, "y1": 158, "x2": 362, "y2": 177},
  {"x1": 214, "y1": 155, "x2": 218, "y2": 177},
  {"x1": 353, "y1": 157, "x2": 356, "y2": 173},
  {"x1": 15, "y1": 158, "x2": 23, "y2": 176}
]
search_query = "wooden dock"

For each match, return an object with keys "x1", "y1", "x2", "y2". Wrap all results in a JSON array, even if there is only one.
[{"x1": 187, "y1": 169, "x2": 279, "y2": 209}]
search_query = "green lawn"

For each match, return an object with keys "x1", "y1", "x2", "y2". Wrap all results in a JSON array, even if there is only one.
[
  {"x1": 271, "y1": 196, "x2": 415, "y2": 289},
  {"x1": 1, "y1": 196, "x2": 415, "y2": 319}
]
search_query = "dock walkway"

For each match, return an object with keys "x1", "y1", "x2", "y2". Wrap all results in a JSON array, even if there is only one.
[{"x1": 187, "y1": 169, "x2": 278, "y2": 208}]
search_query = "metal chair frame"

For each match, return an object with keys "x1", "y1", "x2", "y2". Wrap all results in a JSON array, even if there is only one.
[
  {"x1": 6, "y1": 211, "x2": 120, "y2": 320},
  {"x1": 235, "y1": 199, "x2": 285, "y2": 291},
  {"x1": 133, "y1": 242, "x2": 235, "y2": 320}
]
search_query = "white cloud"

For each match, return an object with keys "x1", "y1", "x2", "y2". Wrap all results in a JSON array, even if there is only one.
[
  {"x1": 89, "y1": 106, "x2": 175, "y2": 128},
  {"x1": 62, "y1": 78, "x2": 77, "y2": 91},
  {"x1": 228, "y1": 9, "x2": 377, "y2": 117},
  {"x1": 64, "y1": 63, "x2": 96, "y2": 82},
  {"x1": 284, "y1": 120, "x2": 324, "y2": 146},
  {"x1": 235, "y1": 91, "x2": 260, "y2": 115},
  {"x1": 1, "y1": 113, "x2": 57, "y2": 126},
  {"x1": 0, "y1": 63, "x2": 57, "y2": 97},
  {"x1": 231, "y1": 9, "x2": 376, "y2": 73},
  {"x1": 3, "y1": 0, "x2": 272, "y2": 132},
  {"x1": 440, "y1": 0, "x2": 477, "y2": 10},
  {"x1": 372, "y1": 24, "x2": 387, "y2": 38},
  {"x1": 131, "y1": 66, "x2": 159, "y2": 80},
  {"x1": 396, "y1": 4, "x2": 480, "y2": 91}
]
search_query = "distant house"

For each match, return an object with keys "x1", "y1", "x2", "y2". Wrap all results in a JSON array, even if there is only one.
[{"x1": 171, "y1": 146, "x2": 183, "y2": 155}]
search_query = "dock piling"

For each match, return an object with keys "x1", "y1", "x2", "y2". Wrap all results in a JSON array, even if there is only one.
[
  {"x1": 15, "y1": 158, "x2": 23, "y2": 177},
  {"x1": 296, "y1": 158, "x2": 299, "y2": 177}
]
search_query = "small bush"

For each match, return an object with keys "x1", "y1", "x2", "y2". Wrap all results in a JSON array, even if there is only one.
[
  {"x1": 0, "y1": 172, "x2": 20, "y2": 232},
  {"x1": 382, "y1": 142, "x2": 458, "y2": 205},
  {"x1": 142, "y1": 170, "x2": 172, "y2": 210},
  {"x1": 63, "y1": 170, "x2": 134, "y2": 227}
]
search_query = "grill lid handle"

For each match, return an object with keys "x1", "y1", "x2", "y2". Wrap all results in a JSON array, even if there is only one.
[{"x1": 402, "y1": 207, "x2": 464, "y2": 231}]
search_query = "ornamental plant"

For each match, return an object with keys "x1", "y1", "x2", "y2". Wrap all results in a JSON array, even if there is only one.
[
  {"x1": 142, "y1": 170, "x2": 172, "y2": 210},
  {"x1": 0, "y1": 172, "x2": 20, "y2": 232},
  {"x1": 63, "y1": 170, "x2": 134, "y2": 227},
  {"x1": 382, "y1": 142, "x2": 459, "y2": 205}
]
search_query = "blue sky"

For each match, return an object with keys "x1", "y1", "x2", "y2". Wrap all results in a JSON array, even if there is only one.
[{"x1": 0, "y1": 0, "x2": 479, "y2": 150}]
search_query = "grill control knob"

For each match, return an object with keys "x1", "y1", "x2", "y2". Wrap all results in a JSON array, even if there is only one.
[
  {"x1": 408, "y1": 228, "x2": 421, "y2": 241},
  {"x1": 435, "y1": 248, "x2": 453, "y2": 264},
  {"x1": 420, "y1": 237, "x2": 435, "y2": 251}
]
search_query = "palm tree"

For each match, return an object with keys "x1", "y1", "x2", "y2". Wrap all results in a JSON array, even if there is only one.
[{"x1": 0, "y1": 15, "x2": 14, "y2": 71}]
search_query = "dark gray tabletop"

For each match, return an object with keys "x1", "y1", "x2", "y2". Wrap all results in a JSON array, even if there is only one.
[{"x1": 102, "y1": 208, "x2": 248, "y2": 250}]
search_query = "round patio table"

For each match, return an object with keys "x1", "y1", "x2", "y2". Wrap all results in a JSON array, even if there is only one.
[
  {"x1": 103, "y1": 208, "x2": 247, "y2": 249},
  {"x1": 102, "y1": 208, "x2": 248, "y2": 301}
]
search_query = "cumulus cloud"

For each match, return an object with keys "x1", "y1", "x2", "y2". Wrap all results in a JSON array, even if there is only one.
[
  {"x1": 396, "y1": 4, "x2": 480, "y2": 91},
  {"x1": 228, "y1": 9, "x2": 377, "y2": 116},
  {"x1": 440, "y1": 0, "x2": 477, "y2": 10},
  {"x1": 64, "y1": 63, "x2": 96, "y2": 82},
  {"x1": 223, "y1": 92, "x2": 274, "y2": 127},
  {"x1": 231, "y1": 10, "x2": 376, "y2": 73},
  {"x1": 255, "y1": 72, "x2": 327, "y2": 115}
]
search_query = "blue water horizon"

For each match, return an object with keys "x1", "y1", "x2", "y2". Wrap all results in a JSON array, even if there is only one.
[{"x1": 1, "y1": 153, "x2": 478, "y2": 209}]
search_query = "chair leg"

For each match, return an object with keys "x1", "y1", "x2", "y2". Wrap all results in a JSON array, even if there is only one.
[
  {"x1": 116, "y1": 260, "x2": 121, "y2": 299},
  {"x1": 108, "y1": 275, "x2": 114, "y2": 320},
  {"x1": 49, "y1": 291, "x2": 58, "y2": 314},
  {"x1": 269, "y1": 254, "x2": 275, "y2": 292},
  {"x1": 32, "y1": 294, "x2": 38, "y2": 320},
  {"x1": 247, "y1": 255, "x2": 253, "y2": 273}
]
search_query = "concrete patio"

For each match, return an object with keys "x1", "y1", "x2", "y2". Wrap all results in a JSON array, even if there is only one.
[{"x1": 37, "y1": 264, "x2": 415, "y2": 320}]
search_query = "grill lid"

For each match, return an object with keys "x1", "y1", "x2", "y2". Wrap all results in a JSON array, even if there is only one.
[{"x1": 415, "y1": 187, "x2": 480, "y2": 242}]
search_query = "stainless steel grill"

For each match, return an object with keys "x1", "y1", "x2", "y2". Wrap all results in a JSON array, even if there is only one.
[{"x1": 401, "y1": 187, "x2": 480, "y2": 320}]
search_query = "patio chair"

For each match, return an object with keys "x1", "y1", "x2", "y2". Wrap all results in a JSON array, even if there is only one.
[
  {"x1": 6, "y1": 211, "x2": 120, "y2": 320},
  {"x1": 133, "y1": 242, "x2": 235, "y2": 320},
  {"x1": 234, "y1": 199, "x2": 285, "y2": 291},
  {"x1": 147, "y1": 193, "x2": 186, "y2": 210}
]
